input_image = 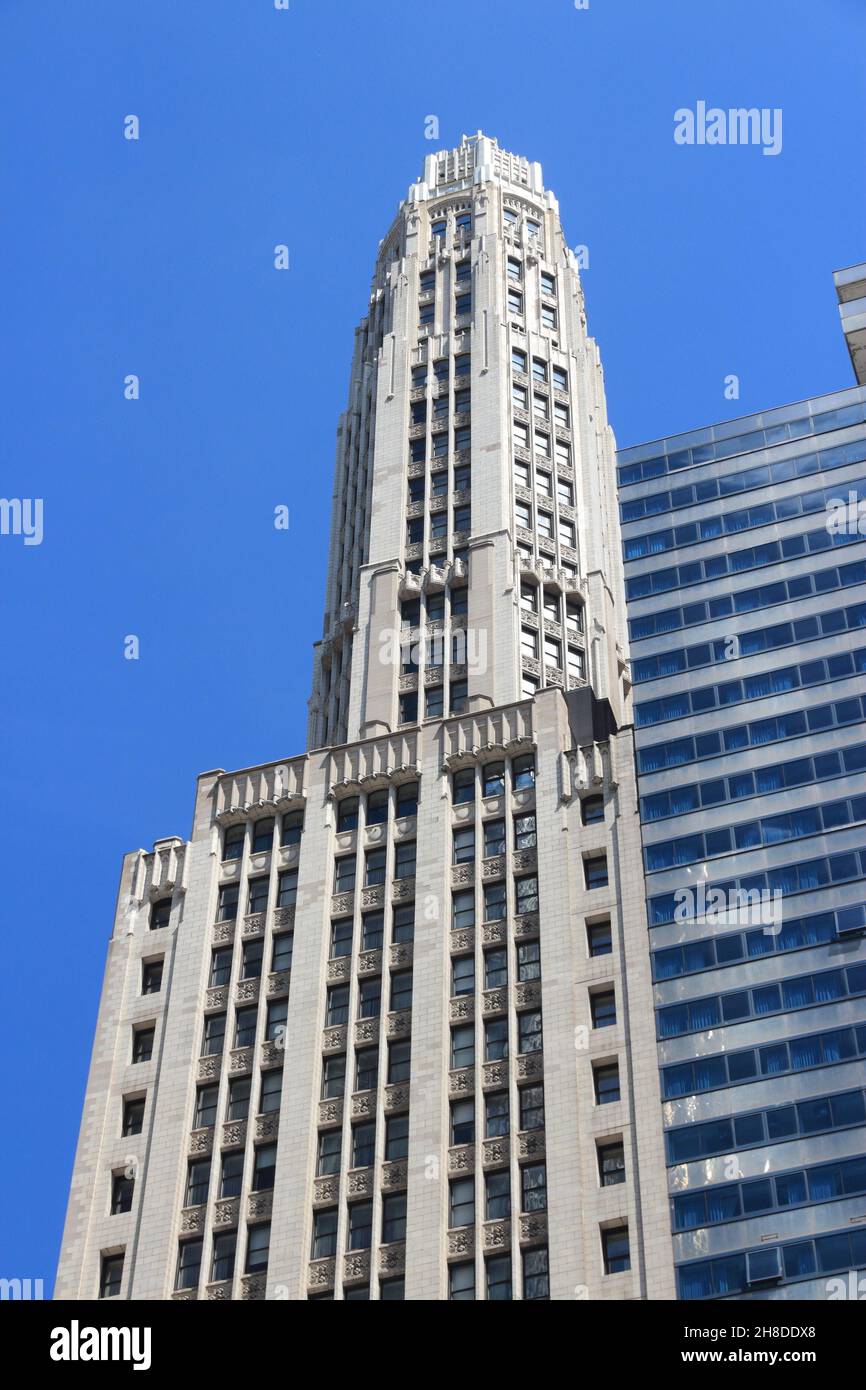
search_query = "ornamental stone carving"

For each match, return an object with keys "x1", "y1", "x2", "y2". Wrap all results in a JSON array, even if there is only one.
[
  {"x1": 450, "y1": 927, "x2": 475, "y2": 953},
  {"x1": 513, "y1": 912, "x2": 540, "y2": 939},
  {"x1": 386, "y1": 1008, "x2": 412, "y2": 1038},
  {"x1": 482, "y1": 988, "x2": 506, "y2": 1017},
  {"x1": 266, "y1": 970, "x2": 290, "y2": 998},
  {"x1": 229, "y1": 1047, "x2": 253, "y2": 1075},
  {"x1": 447, "y1": 1227, "x2": 474, "y2": 1257},
  {"x1": 516, "y1": 1052, "x2": 543, "y2": 1080},
  {"x1": 389, "y1": 943, "x2": 413, "y2": 968},
  {"x1": 235, "y1": 978, "x2": 259, "y2": 1004},
  {"x1": 378, "y1": 1243, "x2": 406, "y2": 1275},
  {"x1": 481, "y1": 855, "x2": 505, "y2": 880},
  {"x1": 322, "y1": 1025, "x2": 348, "y2": 1052},
  {"x1": 450, "y1": 863, "x2": 474, "y2": 888},
  {"x1": 517, "y1": 1130, "x2": 546, "y2": 1159},
  {"x1": 188, "y1": 1127, "x2": 214, "y2": 1156},
  {"x1": 357, "y1": 949, "x2": 382, "y2": 976},
  {"x1": 391, "y1": 877, "x2": 415, "y2": 902},
  {"x1": 347, "y1": 1168, "x2": 373, "y2": 1197},
  {"x1": 351, "y1": 1090, "x2": 376, "y2": 1117},
  {"x1": 205, "y1": 1280, "x2": 232, "y2": 1300},
  {"x1": 272, "y1": 907, "x2": 295, "y2": 929},
  {"x1": 327, "y1": 958, "x2": 351, "y2": 983},
  {"x1": 481, "y1": 921, "x2": 507, "y2": 945},
  {"x1": 242, "y1": 912, "x2": 265, "y2": 937},
  {"x1": 354, "y1": 1018, "x2": 380, "y2": 1046},
  {"x1": 482, "y1": 1138, "x2": 508, "y2": 1168},
  {"x1": 197, "y1": 1056, "x2": 220, "y2": 1082},
  {"x1": 331, "y1": 892, "x2": 354, "y2": 916},
  {"x1": 254, "y1": 1112, "x2": 280, "y2": 1141},
  {"x1": 212, "y1": 921, "x2": 235, "y2": 944},
  {"x1": 483, "y1": 1220, "x2": 511, "y2": 1251},
  {"x1": 240, "y1": 1274, "x2": 266, "y2": 1301},
  {"x1": 360, "y1": 885, "x2": 385, "y2": 910},
  {"x1": 206, "y1": 986, "x2": 228, "y2": 1010},
  {"x1": 449, "y1": 1067, "x2": 474, "y2": 1096},
  {"x1": 519, "y1": 1213, "x2": 549, "y2": 1245},
  {"x1": 515, "y1": 981, "x2": 541, "y2": 1009},
  {"x1": 448, "y1": 1144, "x2": 475, "y2": 1174},
  {"x1": 260, "y1": 1041, "x2": 283, "y2": 1068},
  {"x1": 381, "y1": 1160, "x2": 407, "y2": 1191},
  {"x1": 213, "y1": 1198, "x2": 239, "y2": 1228},
  {"x1": 314, "y1": 1175, "x2": 339, "y2": 1205},
  {"x1": 318, "y1": 1098, "x2": 343, "y2": 1126},
  {"x1": 308, "y1": 1258, "x2": 336, "y2": 1290},
  {"x1": 383, "y1": 1084, "x2": 410, "y2": 1113},
  {"x1": 449, "y1": 996, "x2": 474, "y2": 1022},
  {"x1": 247, "y1": 1191, "x2": 273, "y2": 1221},
  {"x1": 512, "y1": 849, "x2": 537, "y2": 872},
  {"x1": 482, "y1": 1061, "x2": 507, "y2": 1089},
  {"x1": 222, "y1": 1119, "x2": 247, "y2": 1149},
  {"x1": 180, "y1": 1205, "x2": 205, "y2": 1233}
]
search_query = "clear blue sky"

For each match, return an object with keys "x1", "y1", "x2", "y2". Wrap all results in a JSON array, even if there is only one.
[{"x1": 0, "y1": 0, "x2": 863, "y2": 1290}]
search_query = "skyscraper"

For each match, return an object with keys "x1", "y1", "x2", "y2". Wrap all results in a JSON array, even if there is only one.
[
  {"x1": 56, "y1": 134, "x2": 675, "y2": 1302},
  {"x1": 619, "y1": 262, "x2": 866, "y2": 1300}
]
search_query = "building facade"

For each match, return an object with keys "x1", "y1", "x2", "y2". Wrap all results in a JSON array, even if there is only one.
[
  {"x1": 56, "y1": 135, "x2": 675, "y2": 1302},
  {"x1": 619, "y1": 267, "x2": 866, "y2": 1300}
]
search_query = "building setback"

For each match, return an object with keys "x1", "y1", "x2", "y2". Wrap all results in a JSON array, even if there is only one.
[
  {"x1": 56, "y1": 135, "x2": 675, "y2": 1302},
  {"x1": 618, "y1": 262, "x2": 866, "y2": 1300}
]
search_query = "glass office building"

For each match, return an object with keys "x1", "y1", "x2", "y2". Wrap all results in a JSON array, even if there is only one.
[{"x1": 619, "y1": 273, "x2": 866, "y2": 1299}]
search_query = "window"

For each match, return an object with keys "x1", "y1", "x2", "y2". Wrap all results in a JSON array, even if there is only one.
[
  {"x1": 508, "y1": 288, "x2": 523, "y2": 314},
  {"x1": 452, "y1": 890, "x2": 475, "y2": 932},
  {"x1": 515, "y1": 875, "x2": 539, "y2": 914},
  {"x1": 533, "y1": 393, "x2": 549, "y2": 420},
  {"x1": 484, "y1": 881, "x2": 506, "y2": 922},
  {"x1": 337, "y1": 796, "x2": 359, "y2": 832},
  {"x1": 585, "y1": 855, "x2": 608, "y2": 890},
  {"x1": 523, "y1": 1246, "x2": 550, "y2": 1300},
  {"x1": 456, "y1": 259, "x2": 471, "y2": 282},
  {"x1": 252, "y1": 1143, "x2": 277, "y2": 1191},
  {"x1": 209, "y1": 948, "x2": 232, "y2": 989},
  {"x1": 518, "y1": 1010, "x2": 543, "y2": 1054},
  {"x1": 485, "y1": 1019, "x2": 508, "y2": 1062},
  {"x1": 222, "y1": 824, "x2": 245, "y2": 861},
  {"x1": 99, "y1": 1251, "x2": 124, "y2": 1299},
  {"x1": 603, "y1": 1226, "x2": 630, "y2": 1274},
  {"x1": 484, "y1": 818, "x2": 506, "y2": 857},
  {"x1": 366, "y1": 789, "x2": 388, "y2": 825},
  {"x1": 599, "y1": 1142, "x2": 625, "y2": 1187},
  {"x1": 395, "y1": 841, "x2": 416, "y2": 880},
  {"x1": 504, "y1": 206, "x2": 518, "y2": 225},
  {"x1": 271, "y1": 932, "x2": 293, "y2": 973},
  {"x1": 419, "y1": 303, "x2": 434, "y2": 326},
  {"x1": 419, "y1": 269, "x2": 435, "y2": 293},
  {"x1": 247, "y1": 877, "x2": 269, "y2": 915},
  {"x1": 513, "y1": 420, "x2": 529, "y2": 450},
  {"x1": 358, "y1": 977, "x2": 381, "y2": 1020},
  {"x1": 352, "y1": 1122, "x2": 376, "y2": 1169},
  {"x1": 241, "y1": 938, "x2": 263, "y2": 980},
  {"x1": 454, "y1": 352, "x2": 470, "y2": 377},
  {"x1": 234, "y1": 1006, "x2": 257, "y2": 1049},
  {"x1": 388, "y1": 1039, "x2": 411, "y2": 1084},
  {"x1": 399, "y1": 692, "x2": 418, "y2": 725},
  {"x1": 334, "y1": 857, "x2": 356, "y2": 894},
  {"x1": 522, "y1": 1162, "x2": 547, "y2": 1212},
  {"x1": 521, "y1": 626, "x2": 539, "y2": 661},
  {"x1": 541, "y1": 304, "x2": 556, "y2": 330},
  {"x1": 396, "y1": 782, "x2": 418, "y2": 818},
  {"x1": 312, "y1": 1208, "x2": 338, "y2": 1259},
  {"x1": 518, "y1": 940, "x2": 541, "y2": 982},
  {"x1": 386, "y1": 1113, "x2": 409, "y2": 1161},
  {"x1": 365, "y1": 848, "x2": 386, "y2": 887},
  {"x1": 326, "y1": 985, "x2": 349, "y2": 1027},
  {"x1": 361, "y1": 911, "x2": 384, "y2": 951},
  {"x1": 263, "y1": 1000, "x2": 285, "y2": 1044},
  {"x1": 536, "y1": 432, "x2": 551, "y2": 458},
  {"x1": 391, "y1": 970, "x2": 413, "y2": 1012},
  {"x1": 485, "y1": 948, "x2": 507, "y2": 990},
  {"x1": 520, "y1": 1084, "x2": 544, "y2": 1132},
  {"x1": 532, "y1": 358, "x2": 547, "y2": 383},
  {"x1": 485, "y1": 1091, "x2": 509, "y2": 1138},
  {"x1": 426, "y1": 685, "x2": 444, "y2": 719},
  {"x1": 277, "y1": 869, "x2": 298, "y2": 908},
  {"x1": 281, "y1": 809, "x2": 303, "y2": 845},
  {"x1": 454, "y1": 388, "x2": 471, "y2": 415},
  {"x1": 512, "y1": 346, "x2": 527, "y2": 372},
  {"x1": 393, "y1": 903, "x2": 415, "y2": 944},
  {"x1": 217, "y1": 883, "x2": 239, "y2": 922},
  {"x1": 348, "y1": 1201, "x2": 373, "y2": 1251},
  {"x1": 173, "y1": 1243, "x2": 199, "y2": 1294},
  {"x1": 486, "y1": 1169, "x2": 511, "y2": 1220},
  {"x1": 567, "y1": 647, "x2": 586, "y2": 682},
  {"x1": 588, "y1": 921, "x2": 612, "y2": 957},
  {"x1": 453, "y1": 504, "x2": 471, "y2": 533},
  {"x1": 450, "y1": 1177, "x2": 474, "y2": 1228},
  {"x1": 355, "y1": 1048, "x2": 378, "y2": 1093},
  {"x1": 512, "y1": 382, "x2": 528, "y2": 411},
  {"x1": 201, "y1": 1014, "x2": 225, "y2": 1059},
  {"x1": 455, "y1": 293, "x2": 471, "y2": 317},
  {"x1": 594, "y1": 1063, "x2": 620, "y2": 1105},
  {"x1": 194, "y1": 1085, "x2": 218, "y2": 1128},
  {"x1": 450, "y1": 1262, "x2": 475, "y2": 1300},
  {"x1": 514, "y1": 812, "x2": 536, "y2": 849},
  {"x1": 133, "y1": 1025, "x2": 154, "y2": 1064},
  {"x1": 482, "y1": 762, "x2": 505, "y2": 797},
  {"x1": 451, "y1": 1025, "x2": 475, "y2": 1070},
  {"x1": 185, "y1": 1160, "x2": 210, "y2": 1207},
  {"x1": 123, "y1": 1097, "x2": 144, "y2": 1137},
  {"x1": 227, "y1": 1075, "x2": 251, "y2": 1121},
  {"x1": 536, "y1": 470, "x2": 552, "y2": 499},
  {"x1": 557, "y1": 477, "x2": 573, "y2": 507},
  {"x1": 507, "y1": 256, "x2": 522, "y2": 281},
  {"x1": 111, "y1": 1172, "x2": 134, "y2": 1215},
  {"x1": 513, "y1": 754, "x2": 535, "y2": 789},
  {"x1": 514, "y1": 459, "x2": 530, "y2": 488},
  {"x1": 451, "y1": 1098, "x2": 474, "y2": 1146},
  {"x1": 382, "y1": 1193, "x2": 407, "y2": 1243},
  {"x1": 322, "y1": 1055, "x2": 346, "y2": 1099},
  {"x1": 252, "y1": 817, "x2": 274, "y2": 854},
  {"x1": 591, "y1": 991, "x2": 616, "y2": 1029},
  {"x1": 486, "y1": 1255, "x2": 512, "y2": 1301},
  {"x1": 380, "y1": 1277, "x2": 405, "y2": 1299},
  {"x1": 246, "y1": 1223, "x2": 270, "y2": 1275},
  {"x1": 141, "y1": 959, "x2": 163, "y2": 995},
  {"x1": 406, "y1": 516, "x2": 424, "y2": 545},
  {"x1": 453, "y1": 826, "x2": 475, "y2": 864},
  {"x1": 450, "y1": 955, "x2": 474, "y2": 1000},
  {"x1": 537, "y1": 510, "x2": 553, "y2": 540},
  {"x1": 220, "y1": 1151, "x2": 243, "y2": 1199},
  {"x1": 259, "y1": 1069, "x2": 282, "y2": 1115},
  {"x1": 453, "y1": 768, "x2": 475, "y2": 804}
]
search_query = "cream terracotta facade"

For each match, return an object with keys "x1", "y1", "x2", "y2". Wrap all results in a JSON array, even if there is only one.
[{"x1": 56, "y1": 135, "x2": 674, "y2": 1302}]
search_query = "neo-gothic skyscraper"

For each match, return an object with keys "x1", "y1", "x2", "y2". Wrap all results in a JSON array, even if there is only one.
[{"x1": 57, "y1": 134, "x2": 674, "y2": 1302}]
